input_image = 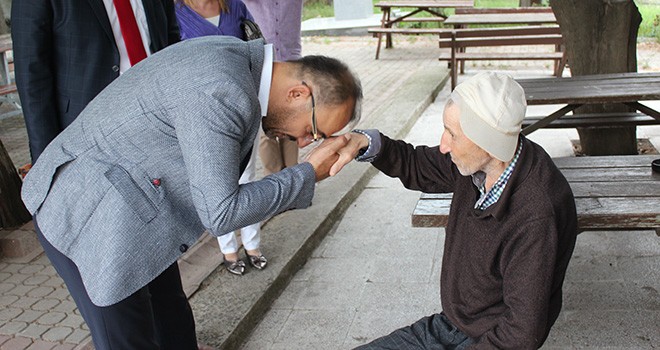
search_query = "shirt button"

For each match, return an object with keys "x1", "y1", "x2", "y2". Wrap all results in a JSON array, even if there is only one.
[
  {"x1": 179, "y1": 244, "x2": 188, "y2": 253},
  {"x1": 152, "y1": 178, "x2": 161, "y2": 187},
  {"x1": 112, "y1": 65, "x2": 119, "y2": 72}
]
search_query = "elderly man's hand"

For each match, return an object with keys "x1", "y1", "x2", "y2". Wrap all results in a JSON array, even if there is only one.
[
  {"x1": 328, "y1": 132, "x2": 369, "y2": 176},
  {"x1": 305, "y1": 135, "x2": 349, "y2": 182}
]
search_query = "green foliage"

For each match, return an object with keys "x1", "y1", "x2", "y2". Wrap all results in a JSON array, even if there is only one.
[
  {"x1": 302, "y1": 1, "x2": 335, "y2": 20},
  {"x1": 638, "y1": 3, "x2": 660, "y2": 42}
]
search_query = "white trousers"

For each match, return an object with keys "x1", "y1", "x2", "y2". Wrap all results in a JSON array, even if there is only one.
[{"x1": 217, "y1": 134, "x2": 261, "y2": 255}]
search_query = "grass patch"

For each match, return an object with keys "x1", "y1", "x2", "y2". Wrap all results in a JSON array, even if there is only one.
[{"x1": 638, "y1": 3, "x2": 660, "y2": 42}]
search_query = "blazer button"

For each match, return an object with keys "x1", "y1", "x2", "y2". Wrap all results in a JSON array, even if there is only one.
[
  {"x1": 112, "y1": 65, "x2": 120, "y2": 72},
  {"x1": 179, "y1": 244, "x2": 188, "y2": 253}
]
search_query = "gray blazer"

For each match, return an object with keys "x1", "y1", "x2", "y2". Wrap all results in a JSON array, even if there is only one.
[{"x1": 22, "y1": 37, "x2": 316, "y2": 306}]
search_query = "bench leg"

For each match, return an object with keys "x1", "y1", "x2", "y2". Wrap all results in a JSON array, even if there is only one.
[
  {"x1": 450, "y1": 57, "x2": 457, "y2": 90},
  {"x1": 375, "y1": 33, "x2": 383, "y2": 60}
]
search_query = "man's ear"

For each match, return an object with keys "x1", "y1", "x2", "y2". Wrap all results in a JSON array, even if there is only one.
[{"x1": 286, "y1": 83, "x2": 311, "y2": 102}]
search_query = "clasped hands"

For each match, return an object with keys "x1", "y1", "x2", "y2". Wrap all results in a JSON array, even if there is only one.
[{"x1": 306, "y1": 132, "x2": 370, "y2": 181}]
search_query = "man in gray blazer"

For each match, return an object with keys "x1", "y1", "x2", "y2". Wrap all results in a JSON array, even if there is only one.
[{"x1": 21, "y1": 36, "x2": 362, "y2": 349}]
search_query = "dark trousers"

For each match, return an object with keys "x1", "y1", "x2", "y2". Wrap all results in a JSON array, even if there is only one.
[
  {"x1": 35, "y1": 219, "x2": 198, "y2": 350},
  {"x1": 354, "y1": 313, "x2": 475, "y2": 350}
]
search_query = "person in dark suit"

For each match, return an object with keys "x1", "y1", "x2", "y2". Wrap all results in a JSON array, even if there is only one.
[{"x1": 11, "y1": 0, "x2": 180, "y2": 163}]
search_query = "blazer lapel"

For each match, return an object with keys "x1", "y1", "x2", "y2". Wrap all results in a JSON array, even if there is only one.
[
  {"x1": 141, "y1": 0, "x2": 165, "y2": 52},
  {"x1": 87, "y1": 0, "x2": 115, "y2": 44}
]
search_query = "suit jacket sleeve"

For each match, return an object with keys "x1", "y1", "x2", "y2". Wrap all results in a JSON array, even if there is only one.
[
  {"x1": 371, "y1": 133, "x2": 457, "y2": 194},
  {"x1": 12, "y1": 0, "x2": 61, "y2": 163},
  {"x1": 174, "y1": 81, "x2": 315, "y2": 236}
]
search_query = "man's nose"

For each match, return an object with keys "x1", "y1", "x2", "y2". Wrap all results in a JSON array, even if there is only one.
[{"x1": 439, "y1": 135, "x2": 450, "y2": 154}]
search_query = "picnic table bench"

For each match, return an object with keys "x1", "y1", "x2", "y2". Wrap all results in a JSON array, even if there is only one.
[
  {"x1": 438, "y1": 24, "x2": 564, "y2": 89},
  {"x1": 439, "y1": 10, "x2": 562, "y2": 89},
  {"x1": 0, "y1": 34, "x2": 20, "y2": 113},
  {"x1": 412, "y1": 155, "x2": 660, "y2": 236},
  {"x1": 368, "y1": 0, "x2": 474, "y2": 59}
]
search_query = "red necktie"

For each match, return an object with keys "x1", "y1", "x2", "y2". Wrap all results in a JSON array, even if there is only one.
[{"x1": 113, "y1": 0, "x2": 148, "y2": 66}]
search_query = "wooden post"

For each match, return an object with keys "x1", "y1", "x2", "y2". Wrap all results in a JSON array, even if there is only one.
[{"x1": 0, "y1": 138, "x2": 31, "y2": 229}]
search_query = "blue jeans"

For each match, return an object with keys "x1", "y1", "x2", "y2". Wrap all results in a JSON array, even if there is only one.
[{"x1": 355, "y1": 313, "x2": 475, "y2": 350}]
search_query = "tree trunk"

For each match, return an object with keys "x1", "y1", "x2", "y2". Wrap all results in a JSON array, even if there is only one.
[
  {"x1": 0, "y1": 139, "x2": 30, "y2": 229},
  {"x1": 519, "y1": 0, "x2": 543, "y2": 7},
  {"x1": 550, "y1": 0, "x2": 642, "y2": 155}
]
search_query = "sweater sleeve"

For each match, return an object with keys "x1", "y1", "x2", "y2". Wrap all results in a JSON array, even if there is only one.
[
  {"x1": 470, "y1": 217, "x2": 559, "y2": 349},
  {"x1": 371, "y1": 133, "x2": 457, "y2": 194}
]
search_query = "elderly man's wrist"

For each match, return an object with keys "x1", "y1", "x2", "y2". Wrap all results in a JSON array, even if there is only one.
[{"x1": 351, "y1": 129, "x2": 380, "y2": 162}]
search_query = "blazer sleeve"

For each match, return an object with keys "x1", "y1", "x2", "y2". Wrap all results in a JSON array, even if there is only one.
[
  {"x1": 174, "y1": 82, "x2": 316, "y2": 236},
  {"x1": 11, "y1": 0, "x2": 61, "y2": 163}
]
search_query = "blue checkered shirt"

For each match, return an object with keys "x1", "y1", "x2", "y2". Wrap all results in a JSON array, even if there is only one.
[{"x1": 473, "y1": 139, "x2": 523, "y2": 210}]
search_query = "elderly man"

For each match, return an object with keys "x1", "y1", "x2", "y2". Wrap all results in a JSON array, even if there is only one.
[
  {"x1": 21, "y1": 36, "x2": 362, "y2": 350},
  {"x1": 334, "y1": 72, "x2": 577, "y2": 349}
]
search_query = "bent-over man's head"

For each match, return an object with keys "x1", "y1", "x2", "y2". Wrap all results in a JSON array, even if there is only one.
[
  {"x1": 263, "y1": 55, "x2": 363, "y2": 148},
  {"x1": 440, "y1": 72, "x2": 527, "y2": 176}
]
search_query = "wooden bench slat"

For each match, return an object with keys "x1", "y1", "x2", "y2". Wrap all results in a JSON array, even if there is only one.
[
  {"x1": 0, "y1": 83, "x2": 17, "y2": 95},
  {"x1": 398, "y1": 17, "x2": 446, "y2": 22},
  {"x1": 455, "y1": 7, "x2": 554, "y2": 14},
  {"x1": 368, "y1": 27, "x2": 449, "y2": 35},
  {"x1": 440, "y1": 25, "x2": 561, "y2": 38},
  {"x1": 439, "y1": 34, "x2": 563, "y2": 48},
  {"x1": 570, "y1": 181, "x2": 660, "y2": 198},
  {"x1": 439, "y1": 51, "x2": 564, "y2": 60},
  {"x1": 552, "y1": 155, "x2": 656, "y2": 169},
  {"x1": 522, "y1": 112, "x2": 660, "y2": 129}
]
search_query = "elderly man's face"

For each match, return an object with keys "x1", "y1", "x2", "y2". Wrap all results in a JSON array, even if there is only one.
[
  {"x1": 439, "y1": 103, "x2": 491, "y2": 176},
  {"x1": 263, "y1": 95, "x2": 354, "y2": 148}
]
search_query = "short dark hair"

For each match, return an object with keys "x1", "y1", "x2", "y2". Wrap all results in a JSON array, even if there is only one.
[{"x1": 288, "y1": 55, "x2": 363, "y2": 126}]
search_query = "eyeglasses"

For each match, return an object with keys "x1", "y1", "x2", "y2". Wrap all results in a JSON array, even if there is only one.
[{"x1": 302, "y1": 81, "x2": 320, "y2": 142}]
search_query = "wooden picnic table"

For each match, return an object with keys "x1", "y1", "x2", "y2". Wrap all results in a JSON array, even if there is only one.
[
  {"x1": 443, "y1": 12, "x2": 557, "y2": 28},
  {"x1": 517, "y1": 72, "x2": 660, "y2": 134},
  {"x1": 440, "y1": 11, "x2": 560, "y2": 81},
  {"x1": 374, "y1": 0, "x2": 474, "y2": 50},
  {"x1": 412, "y1": 155, "x2": 660, "y2": 236}
]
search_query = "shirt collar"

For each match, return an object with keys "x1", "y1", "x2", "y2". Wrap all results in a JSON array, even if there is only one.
[{"x1": 258, "y1": 44, "x2": 274, "y2": 117}]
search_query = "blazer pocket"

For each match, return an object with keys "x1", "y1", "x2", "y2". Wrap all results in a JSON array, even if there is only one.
[{"x1": 104, "y1": 164, "x2": 158, "y2": 223}]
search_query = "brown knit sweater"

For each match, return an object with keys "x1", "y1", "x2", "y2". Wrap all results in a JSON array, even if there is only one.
[{"x1": 372, "y1": 134, "x2": 578, "y2": 349}]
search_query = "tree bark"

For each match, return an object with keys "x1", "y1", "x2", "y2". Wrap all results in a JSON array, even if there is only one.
[
  {"x1": 550, "y1": 0, "x2": 642, "y2": 155},
  {"x1": 0, "y1": 139, "x2": 30, "y2": 229}
]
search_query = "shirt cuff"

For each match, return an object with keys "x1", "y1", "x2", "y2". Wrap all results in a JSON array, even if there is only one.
[{"x1": 351, "y1": 129, "x2": 381, "y2": 162}]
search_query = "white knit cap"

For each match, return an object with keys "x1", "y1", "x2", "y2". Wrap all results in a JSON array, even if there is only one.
[{"x1": 451, "y1": 72, "x2": 527, "y2": 162}]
